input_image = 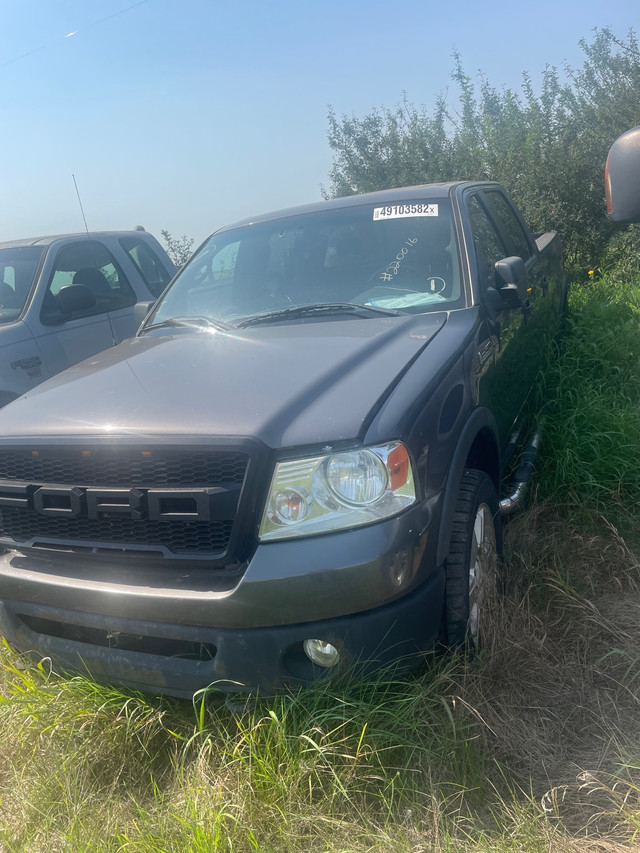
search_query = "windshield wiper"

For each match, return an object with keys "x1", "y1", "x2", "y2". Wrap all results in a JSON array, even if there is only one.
[
  {"x1": 235, "y1": 302, "x2": 401, "y2": 328},
  {"x1": 141, "y1": 315, "x2": 233, "y2": 333}
]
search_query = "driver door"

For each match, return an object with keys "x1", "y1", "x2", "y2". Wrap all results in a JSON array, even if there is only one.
[
  {"x1": 27, "y1": 240, "x2": 135, "y2": 377},
  {"x1": 466, "y1": 192, "x2": 540, "y2": 461}
]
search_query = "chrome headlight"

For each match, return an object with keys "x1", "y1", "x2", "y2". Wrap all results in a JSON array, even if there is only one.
[{"x1": 259, "y1": 441, "x2": 416, "y2": 541}]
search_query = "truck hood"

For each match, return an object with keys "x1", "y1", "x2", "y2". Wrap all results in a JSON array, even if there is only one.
[{"x1": 0, "y1": 314, "x2": 446, "y2": 447}]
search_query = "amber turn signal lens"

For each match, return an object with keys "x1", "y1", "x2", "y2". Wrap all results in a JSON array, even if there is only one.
[{"x1": 388, "y1": 443, "x2": 410, "y2": 490}]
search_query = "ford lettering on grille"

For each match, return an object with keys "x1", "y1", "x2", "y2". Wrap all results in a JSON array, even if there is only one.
[{"x1": 0, "y1": 483, "x2": 222, "y2": 522}]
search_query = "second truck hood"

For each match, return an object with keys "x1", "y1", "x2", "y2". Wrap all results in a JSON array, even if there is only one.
[{"x1": 0, "y1": 314, "x2": 446, "y2": 447}]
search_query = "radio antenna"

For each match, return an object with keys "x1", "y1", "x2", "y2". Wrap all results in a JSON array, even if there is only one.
[{"x1": 72, "y1": 174, "x2": 90, "y2": 237}]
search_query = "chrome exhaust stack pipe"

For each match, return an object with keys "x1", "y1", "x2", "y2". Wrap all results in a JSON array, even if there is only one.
[{"x1": 499, "y1": 426, "x2": 543, "y2": 515}]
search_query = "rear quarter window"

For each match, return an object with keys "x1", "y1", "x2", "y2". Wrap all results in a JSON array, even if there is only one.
[{"x1": 120, "y1": 237, "x2": 173, "y2": 298}]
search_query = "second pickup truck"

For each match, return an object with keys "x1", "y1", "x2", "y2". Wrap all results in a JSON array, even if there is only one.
[
  {"x1": 0, "y1": 230, "x2": 176, "y2": 407},
  {"x1": 0, "y1": 182, "x2": 564, "y2": 697}
]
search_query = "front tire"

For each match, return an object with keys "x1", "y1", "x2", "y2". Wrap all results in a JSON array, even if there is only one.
[{"x1": 444, "y1": 469, "x2": 502, "y2": 648}]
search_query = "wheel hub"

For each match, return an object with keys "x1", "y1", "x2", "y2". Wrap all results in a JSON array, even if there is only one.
[{"x1": 468, "y1": 502, "x2": 497, "y2": 645}]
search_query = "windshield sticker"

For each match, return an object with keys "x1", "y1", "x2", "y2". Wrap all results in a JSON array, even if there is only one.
[
  {"x1": 379, "y1": 237, "x2": 418, "y2": 282},
  {"x1": 373, "y1": 203, "x2": 438, "y2": 220}
]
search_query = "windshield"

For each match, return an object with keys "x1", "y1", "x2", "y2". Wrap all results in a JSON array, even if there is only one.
[
  {"x1": 148, "y1": 199, "x2": 463, "y2": 328},
  {"x1": 0, "y1": 246, "x2": 43, "y2": 324}
]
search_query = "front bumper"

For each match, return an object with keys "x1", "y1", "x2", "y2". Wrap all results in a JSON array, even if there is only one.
[
  {"x1": 0, "y1": 569, "x2": 444, "y2": 697},
  {"x1": 0, "y1": 501, "x2": 444, "y2": 696}
]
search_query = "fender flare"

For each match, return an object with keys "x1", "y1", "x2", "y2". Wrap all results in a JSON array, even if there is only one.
[{"x1": 435, "y1": 407, "x2": 501, "y2": 567}]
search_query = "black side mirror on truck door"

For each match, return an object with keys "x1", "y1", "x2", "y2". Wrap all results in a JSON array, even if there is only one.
[
  {"x1": 485, "y1": 256, "x2": 527, "y2": 317},
  {"x1": 606, "y1": 126, "x2": 640, "y2": 223}
]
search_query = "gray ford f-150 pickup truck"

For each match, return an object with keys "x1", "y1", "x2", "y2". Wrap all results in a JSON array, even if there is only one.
[
  {"x1": 0, "y1": 230, "x2": 176, "y2": 407},
  {"x1": 0, "y1": 182, "x2": 564, "y2": 698}
]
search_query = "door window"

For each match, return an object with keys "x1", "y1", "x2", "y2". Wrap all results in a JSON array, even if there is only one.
[
  {"x1": 467, "y1": 195, "x2": 507, "y2": 291},
  {"x1": 484, "y1": 191, "x2": 532, "y2": 261},
  {"x1": 41, "y1": 241, "x2": 136, "y2": 325}
]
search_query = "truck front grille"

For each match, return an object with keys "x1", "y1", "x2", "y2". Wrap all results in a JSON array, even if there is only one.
[
  {"x1": 0, "y1": 450, "x2": 247, "y2": 487},
  {"x1": 0, "y1": 511, "x2": 234, "y2": 554},
  {"x1": 0, "y1": 445, "x2": 251, "y2": 559}
]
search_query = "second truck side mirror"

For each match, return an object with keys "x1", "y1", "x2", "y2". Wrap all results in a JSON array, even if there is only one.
[{"x1": 57, "y1": 284, "x2": 96, "y2": 316}]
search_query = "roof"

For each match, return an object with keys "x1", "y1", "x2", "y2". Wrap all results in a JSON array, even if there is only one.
[
  {"x1": 215, "y1": 181, "x2": 493, "y2": 234},
  {"x1": 0, "y1": 230, "x2": 148, "y2": 250}
]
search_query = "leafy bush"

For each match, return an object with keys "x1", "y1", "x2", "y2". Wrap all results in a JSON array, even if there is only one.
[{"x1": 326, "y1": 28, "x2": 640, "y2": 271}]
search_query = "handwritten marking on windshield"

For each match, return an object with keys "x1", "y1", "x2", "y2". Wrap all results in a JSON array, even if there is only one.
[{"x1": 380, "y1": 237, "x2": 418, "y2": 282}]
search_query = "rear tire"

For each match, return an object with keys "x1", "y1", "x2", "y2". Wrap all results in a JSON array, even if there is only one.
[{"x1": 444, "y1": 469, "x2": 502, "y2": 649}]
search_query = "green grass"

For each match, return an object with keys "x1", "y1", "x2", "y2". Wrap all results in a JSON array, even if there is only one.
[
  {"x1": 1, "y1": 274, "x2": 640, "y2": 852},
  {"x1": 539, "y1": 275, "x2": 640, "y2": 517}
]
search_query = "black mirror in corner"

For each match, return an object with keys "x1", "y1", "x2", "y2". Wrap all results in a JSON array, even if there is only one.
[
  {"x1": 494, "y1": 256, "x2": 527, "y2": 305},
  {"x1": 57, "y1": 284, "x2": 97, "y2": 316}
]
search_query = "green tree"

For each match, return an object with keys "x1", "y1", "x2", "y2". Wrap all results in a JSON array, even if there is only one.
[
  {"x1": 161, "y1": 230, "x2": 195, "y2": 268},
  {"x1": 326, "y1": 28, "x2": 640, "y2": 269}
]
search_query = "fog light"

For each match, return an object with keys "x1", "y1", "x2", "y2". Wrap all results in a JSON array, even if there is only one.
[{"x1": 303, "y1": 639, "x2": 340, "y2": 668}]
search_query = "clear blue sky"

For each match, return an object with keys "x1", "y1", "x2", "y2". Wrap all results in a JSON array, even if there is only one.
[{"x1": 1, "y1": 0, "x2": 638, "y2": 248}]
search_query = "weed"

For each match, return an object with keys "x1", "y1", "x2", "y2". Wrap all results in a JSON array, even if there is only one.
[{"x1": 539, "y1": 275, "x2": 640, "y2": 521}]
